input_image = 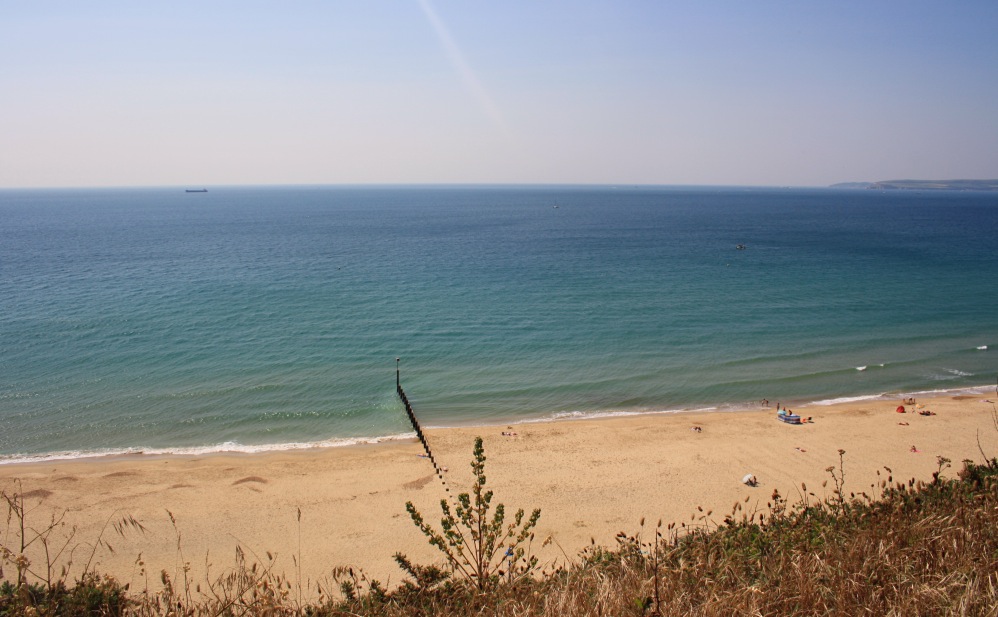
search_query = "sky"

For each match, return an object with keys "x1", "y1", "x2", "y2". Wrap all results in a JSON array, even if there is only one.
[{"x1": 2, "y1": 1, "x2": 997, "y2": 188}]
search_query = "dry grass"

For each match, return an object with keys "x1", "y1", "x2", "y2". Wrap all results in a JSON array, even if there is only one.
[{"x1": 327, "y1": 457, "x2": 998, "y2": 616}]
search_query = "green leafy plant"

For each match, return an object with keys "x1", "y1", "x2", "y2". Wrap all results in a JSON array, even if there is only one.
[{"x1": 403, "y1": 437, "x2": 541, "y2": 591}]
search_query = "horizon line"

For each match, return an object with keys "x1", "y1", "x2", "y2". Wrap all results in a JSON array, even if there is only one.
[
  {"x1": 3, "y1": 178, "x2": 996, "y2": 192},
  {"x1": 0, "y1": 181, "x2": 850, "y2": 191}
]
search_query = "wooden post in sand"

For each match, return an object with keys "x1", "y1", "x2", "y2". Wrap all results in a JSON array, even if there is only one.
[{"x1": 396, "y1": 358, "x2": 451, "y2": 496}]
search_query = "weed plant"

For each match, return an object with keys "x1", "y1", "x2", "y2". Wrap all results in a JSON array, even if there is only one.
[{"x1": 402, "y1": 436, "x2": 542, "y2": 591}]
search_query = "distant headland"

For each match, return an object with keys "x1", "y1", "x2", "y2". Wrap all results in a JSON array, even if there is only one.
[{"x1": 830, "y1": 179, "x2": 998, "y2": 191}]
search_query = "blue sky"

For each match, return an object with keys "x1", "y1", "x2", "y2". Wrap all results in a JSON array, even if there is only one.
[{"x1": 2, "y1": 1, "x2": 997, "y2": 188}]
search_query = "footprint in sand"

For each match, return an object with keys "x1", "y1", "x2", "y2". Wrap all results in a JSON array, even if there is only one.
[
  {"x1": 403, "y1": 474, "x2": 435, "y2": 490},
  {"x1": 21, "y1": 489, "x2": 53, "y2": 500},
  {"x1": 232, "y1": 476, "x2": 268, "y2": 486}
]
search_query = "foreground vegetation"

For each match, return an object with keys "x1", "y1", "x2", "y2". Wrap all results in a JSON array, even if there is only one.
[{"x1": 3, "y1": 449, "x2": 998, "y2": 616}]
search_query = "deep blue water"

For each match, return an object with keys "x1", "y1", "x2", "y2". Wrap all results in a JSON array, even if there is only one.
[{"x1": 2, "y1": 185, "x2": 996, "y2": 461}]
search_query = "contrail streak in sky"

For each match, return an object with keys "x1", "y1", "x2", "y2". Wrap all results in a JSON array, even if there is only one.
[{"x1": 416, "y1": 0, "x2": 506, "y2": 131}]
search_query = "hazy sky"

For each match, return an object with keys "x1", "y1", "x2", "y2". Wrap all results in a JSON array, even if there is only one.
[{"x1": 3, "y1": 1, "x2": 997, "y2": 188}]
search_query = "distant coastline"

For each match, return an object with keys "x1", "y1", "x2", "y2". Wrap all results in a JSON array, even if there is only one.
[{"x1": 830, "y1": 179, "x2": 998, "y2": 191}]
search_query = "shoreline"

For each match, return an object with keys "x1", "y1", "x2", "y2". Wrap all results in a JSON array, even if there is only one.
[
  {"x1": 2, "y1": 390, "x2": 997, "y2": 592},
  {"x1": 2, "y1": 383, "x2": 993, "y2": 466}
]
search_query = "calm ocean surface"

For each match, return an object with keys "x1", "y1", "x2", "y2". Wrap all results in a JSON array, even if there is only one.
[{"x1": 2, "y1": 185, "x2": 996, "y2": 462}]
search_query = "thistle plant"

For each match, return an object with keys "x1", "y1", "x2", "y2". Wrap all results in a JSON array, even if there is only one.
[{"x1": 404, "y1": 437, "x2": 541, "y2": 591}]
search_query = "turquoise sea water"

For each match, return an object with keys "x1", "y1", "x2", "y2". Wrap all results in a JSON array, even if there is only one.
[{"x1": 1, "y1": 186, "x2": 996, "y2": 462}]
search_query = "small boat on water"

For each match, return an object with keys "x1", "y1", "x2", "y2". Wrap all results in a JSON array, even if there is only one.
[
  {"x1": 736, "y1": 244, "x2": 746, "y2": 250},
  {"x1": 185, "y1": 188, "x2": 208, "y2": 193}
]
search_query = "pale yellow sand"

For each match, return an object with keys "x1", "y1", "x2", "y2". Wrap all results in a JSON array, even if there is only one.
[{"x1": 2, "y1": 393, "x2": 996, "y2": 595}]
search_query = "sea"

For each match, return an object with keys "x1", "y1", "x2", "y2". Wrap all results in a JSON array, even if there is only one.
[{"x1": 2, "y1": 185, "x2": 996, "y2": 463}]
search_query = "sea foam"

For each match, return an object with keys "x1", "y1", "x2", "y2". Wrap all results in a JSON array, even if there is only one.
[{"x1": 0, "y1": 433, "x2": 417, "y2": 466}]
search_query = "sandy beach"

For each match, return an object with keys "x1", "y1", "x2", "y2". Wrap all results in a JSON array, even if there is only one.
[{"x1": 2, "y1": 392, "x2": 996, "y2": 594}]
